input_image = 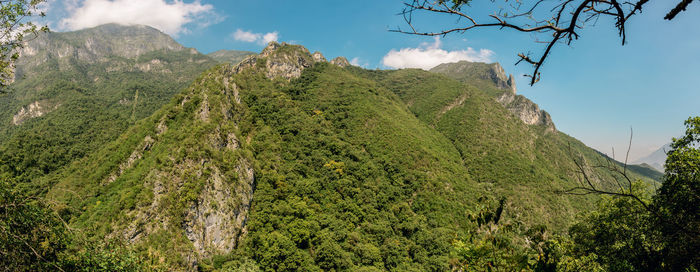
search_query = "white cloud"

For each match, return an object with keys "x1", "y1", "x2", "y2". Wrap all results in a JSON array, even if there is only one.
[
  {"x1": 232, "y1": 29, "x2": 278, "y2": 45},
  {"x1": 382, "y1": 37, "x2": 494, "y2": 70},
  {"x1": 233, "y1": 29, "x2": 259, "y2": 43},
  {"x1": 262, "y1": 32, "x2": 278, "y2": 44},
  {"x1": 350, "y1": 57, "x2": 369, "y2": 68},
  {"x1": 59, "y1": 0, "x2": 221, "y2": 36}
]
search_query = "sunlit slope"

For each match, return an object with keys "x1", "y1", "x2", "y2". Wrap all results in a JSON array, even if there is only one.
[
  {"x1": 0, "y1": 24, "x2": 218, "y2": 185},
  {"x1": 45, "y1": 43, "x2": 487, "y2": 270},
  {"x1": 368, "y1": 68, "x2": 660, "y2": 227}
]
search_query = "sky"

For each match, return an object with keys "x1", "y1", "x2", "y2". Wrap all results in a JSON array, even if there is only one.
[{"x1": 40, "y1": 0, "x2": 700, "y2": 162}]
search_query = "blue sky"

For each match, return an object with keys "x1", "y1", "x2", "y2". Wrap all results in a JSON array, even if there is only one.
[{"x1": 44, "y1": 0, "x2": 700, "y2": 161}]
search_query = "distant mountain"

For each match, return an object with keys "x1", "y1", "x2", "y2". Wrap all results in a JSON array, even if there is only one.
[
  {"x1": 206, "y1": 49, "x2": 255, "y2": 65},
  {"x1": 0, "y1": 24, "x2": 218, "y2": 184},
  {"x1": 43, "y1": 42, "x2": 661, "y2": 270},
  {"x1": 634, "y1": 143, "x2": 671, "y2": 172}
]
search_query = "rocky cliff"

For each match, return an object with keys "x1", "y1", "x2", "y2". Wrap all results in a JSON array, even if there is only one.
[
  {"x1": 497, "y1": 91, "x2": 556, "y2": 132},
  {"x1": 46, "y1": 42, "x2": 354, "y2": 270},
  {"x1": 234, "y1": 42, "x2": 350, "y2": 80},
  {"x1": 15, "y1": 24, "x2": 194, "y2": 78}
]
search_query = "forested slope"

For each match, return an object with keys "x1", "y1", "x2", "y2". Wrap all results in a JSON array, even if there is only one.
[
  {"x1": 0, "y1": 24, "x2": 218, "y2": 185},
  {"x1": 40, "y1": 42, "x2": 661, "y2": 271}
]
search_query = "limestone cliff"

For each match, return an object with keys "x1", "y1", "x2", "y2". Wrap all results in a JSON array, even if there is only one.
[{"x1": 11, "y1": 100, "x2": 59, "y2": 125}]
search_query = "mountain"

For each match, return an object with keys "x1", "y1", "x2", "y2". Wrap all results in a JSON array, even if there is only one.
[
  {"x1": 633, "y1": 143, "x2": 671, "y2": 172},
  {"x1": 207, "y1": 50, "x2": 256, "y2": 65},
  {"x1": 430, "y1": 61, "x2": 555, "y2": 132},
  {"x1": 0, "y1": 24, "x2": 218, "y2": 185},
  {"x1": 40, "y1": 42, "x2": 661, "y2": 271}
]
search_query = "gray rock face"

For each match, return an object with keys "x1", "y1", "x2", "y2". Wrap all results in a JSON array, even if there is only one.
[
  {"x1": 331, "y1": 56, "x2": 351, "y2": 67},
  {"x1": 12, "y1": 100, "x2": 59, "y2": 125},
  {"x1": 183, "y1": 160, "x2": 254, "y2": 258},
  {"x1": 312, "y1": 51, "x2": 327, "y2": 62},
  {"x1": 232, "y1": 41, "x2": 327, "y2": 80},
  {"x1": 115, "y1": 73, "x2": 257, "y2": 267},
  {"x1": 12, "y1": 101, "x2": 59, "y2": 126},
  {"x1": 16, "y1": 24, "x2": 186, "y2": 77},
  {"x1": 497, "y1": 92, "x2": 556, "y2": 132}
]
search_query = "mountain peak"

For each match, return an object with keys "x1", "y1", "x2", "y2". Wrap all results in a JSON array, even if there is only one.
[
  {"x1": 233, "y1": 42, "x2": 345, "y2": 80},
  {"x1": 430, "y1": 60, "x2": 516, "y2": 93},
  {"x1": 430, "y1": 60, "x2": 555, "y2": 132},
  {"x1": 18, "y1": 23, "x2": 185, "y2": 66},
  {"x1": 330, "y1": 56, "x2": 350, "y2": 67}
]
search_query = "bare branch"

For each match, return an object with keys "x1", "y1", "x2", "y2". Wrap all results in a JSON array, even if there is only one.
[{"x1": 395, "y1": 0, "x2": 692, "y2": 85}]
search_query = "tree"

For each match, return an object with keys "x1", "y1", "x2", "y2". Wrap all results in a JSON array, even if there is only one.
[
  {"x1": 0, "y1": 179, "x2": 69, "y2": 271},
  {"x1": 0, "y1": 0, "x2": 48, "y2": 88},
  {"x1": 561, "y1": 117, "x2": 700, "y2": 271},
  {"x1": 0, "y1": 179, "x2": 149, "y2": 271},
  {"x1": 652, "y1": 116, "x2": 700, "y2": 271},
  {"x1": 395, "y1": 0, "x2": 695, "y2": 85},
  {"x1": 568, "y1": 189, "x2": 663, "y2": 272}
]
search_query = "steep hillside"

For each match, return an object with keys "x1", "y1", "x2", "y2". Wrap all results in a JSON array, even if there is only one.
[
  {"x1": 430, "y1": 61, "x2": 555, "y2": 132},
  {"x1": 430, "y1": 60, "x2": 660, "y2": 179},
  {"x1": 43, "y1": 42, "x2": 661, "y2": 271},
  {"x1": 207, "y1": 50, "x2": 256, "y2": 65},
  {"x1": 0, "y1": 24, "x2": 218, "y2": 184},
  {"x1": 46, "y1": 42, "x2": 478, "y2": 270}
]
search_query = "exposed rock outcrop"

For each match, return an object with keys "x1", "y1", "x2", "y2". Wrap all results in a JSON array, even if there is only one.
[
  {"x1": 331, "y1": 56, "x2": 351, "y2": 67},
  {"x1": 312, "y1": 51, "x2": 327, "y2": 62},
  {"x1": 19, "y1": 24, "x2": 184, "y2": 63},
  {"x1": 183, "y1": 159, "x2": 254, "y2": 258},
  {"x1": 111, "y1": 73, "x2": 257, "y2": 269},
  {"x1": 231, "y1": 42, "x2": 328, "y2": 80},
  {"x1": 12, "y1": 100, "x2": 59, "y2": 125},
  {"x1": 497, "y1": 92, "x2": 556, "y2": 132},
  {"x1": 105, "y1": 135, "x2": 155, "y2": 184}
]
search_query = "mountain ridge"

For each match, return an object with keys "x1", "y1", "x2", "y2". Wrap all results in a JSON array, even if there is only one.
[
  {"x1": 429, "y1": 60, "x2": 556, "y2": 132},
  {"x1": 0, "y1": 24, "x2": 218, "y2": 185},
  {"x1": 39, "y1": 41, "x2": 661, "y2": 270}
]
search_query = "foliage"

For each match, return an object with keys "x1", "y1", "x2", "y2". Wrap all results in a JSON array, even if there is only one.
[
  {"x1": 0, "y1": 178, "x2": 68, "y2": 271},
  {"x1": 562, "y1": 117, "x2": 700, "y2": 272},
  {"x1": 0, "y1": 179, "x2": 148, "y2": 271},
  {"x1": 653, "y1": 116, "x2": 700, "y2": 271},
  {"x1": 450, "y1": 197, "x2": 531, "y2": 271},
  {"x1": 16, "y1": 42, "x2": 665, "y2": 271},
  {"x1": 0, "y1": 0, "x2": 48, "y2": 88},
  {"x1": 0, "y1": 34, "x2": 216, "y2": 188},
  {"x1": 568, "y1": 189, "x2": 662, "y2": 272}
]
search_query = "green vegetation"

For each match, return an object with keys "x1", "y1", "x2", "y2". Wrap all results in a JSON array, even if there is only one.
[
  {"x1": 2, "y1": 36, "x2": 686, "y2": 271},
  {"x1": 207, "y1": 50, "x2": 256, "y2": 65},
  {"x1": 0, "y1": 0, "x2": 48, "y2": 87},
  {"x1": 0, "y1": 26, "x2": 217, "y2": 187},
  {"x1": 0, "y1": 179, "x2": 147, "y2": 271}
]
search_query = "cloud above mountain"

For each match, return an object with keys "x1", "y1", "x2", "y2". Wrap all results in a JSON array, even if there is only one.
[
  {"x1": 382, "y1": 37, "x2": 494, "y2": 70},
  {"x1": 58, "y1": 0, "x2": 221, "y2": 36},
  {"x1": 232, "y1": 29, "x2": 279, "y2": 45}
]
